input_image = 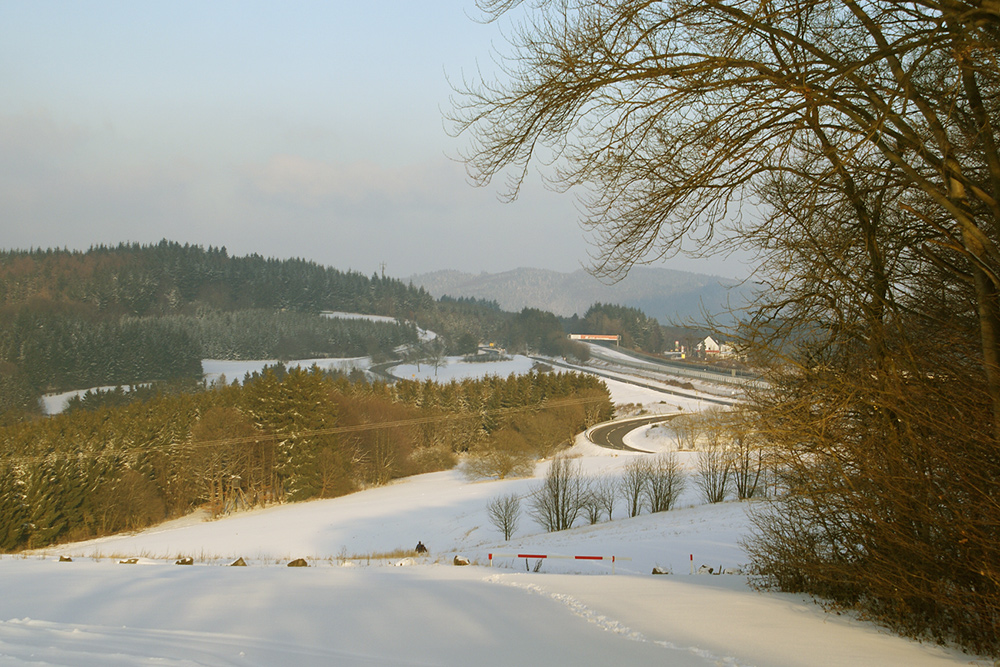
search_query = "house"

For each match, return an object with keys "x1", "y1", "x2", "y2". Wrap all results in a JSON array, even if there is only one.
[{"x1": 697, "y1": 336, "x2": 733, "y2": 357}]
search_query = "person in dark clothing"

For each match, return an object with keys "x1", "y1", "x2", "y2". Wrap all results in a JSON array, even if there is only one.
[{"x1": 415, "y1": 541, "x2": 428, "y2": 554}]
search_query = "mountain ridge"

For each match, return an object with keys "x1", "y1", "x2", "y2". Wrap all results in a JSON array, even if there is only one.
[{"x1": 408, "y1": 266, "x2": 747, "y2": 324}]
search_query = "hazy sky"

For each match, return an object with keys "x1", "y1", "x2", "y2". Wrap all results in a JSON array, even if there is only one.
[{"x1": 1, "y1": 1, "x2": 750, "y2": 279}]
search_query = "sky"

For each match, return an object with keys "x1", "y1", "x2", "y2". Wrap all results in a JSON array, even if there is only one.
[{"x1": 0, "y1": 1, "x2": 750, "y2": 280}]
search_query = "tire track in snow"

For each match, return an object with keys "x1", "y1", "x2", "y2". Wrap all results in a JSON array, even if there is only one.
[{"x1": 482, "y1": 574, "x2": 747, "y2": 667}]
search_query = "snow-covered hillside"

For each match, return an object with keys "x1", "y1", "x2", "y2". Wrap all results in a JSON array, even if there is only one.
[{"x1": 9, "y1": 376, "x2": 989, "y2": 666}]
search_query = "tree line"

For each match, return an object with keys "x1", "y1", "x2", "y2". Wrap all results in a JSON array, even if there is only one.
[
  {"x1": 0, "y1": 242, "x2": 658, "y2": 422},
  {"x1": 0, "y1": 242, "x2": 435, "y2": 418},
  {"x1": 0, "y1": 241, "x2": 435, "y2": 317},
  {"x1": 562, "y1": 303, "x2": 666, "y2": 354},
  {"x1": 0, "y1": 366, "x2": 611, "y2": 551},
  {"x1": 0, "y1": 306, "x2": 418, "y2": 415}
]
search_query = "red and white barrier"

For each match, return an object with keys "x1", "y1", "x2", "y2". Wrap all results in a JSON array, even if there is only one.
[{"x1": 488, "y1": 552, "x2": 631, "y2": 574}]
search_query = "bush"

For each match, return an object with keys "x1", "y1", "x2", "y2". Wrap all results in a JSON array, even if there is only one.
[
  {"x1": 696, "y1": 440, "x2": 731, "y2": 504},
  {"x1": 620, "y1": 458, "x2": 650, "y2": 517},
  {"x1": 463, "y1": 429, "x2": 536, "y2": 480},
  {"x1": 584, "y1": 475, "x2": 618, "y2": 523}
]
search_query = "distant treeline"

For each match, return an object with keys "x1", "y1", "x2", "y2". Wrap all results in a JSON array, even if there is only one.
[
  {"x1": 0, "y1": 307, "x2": 418, "y2": 412},
  {"x1": 0, "y1": 241, "x2": 434, "y2": 316},
  {"x1": 0, "y1": 366, "x2": 611, "y2": 551},
  {"x1": 0, "y1": 241, "x2": 691, "y2": 425},
  {"x1": 0, "y1": 242, "x2": 435, "y2": 416}
]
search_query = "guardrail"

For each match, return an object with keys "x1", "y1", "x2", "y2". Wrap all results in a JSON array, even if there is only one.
[
  {"x1": 488, "y1": 552, "x2": 632, "y2": 574},
  {"x1": 588, "y1": 347, "x2": 766, "y2": 389}
]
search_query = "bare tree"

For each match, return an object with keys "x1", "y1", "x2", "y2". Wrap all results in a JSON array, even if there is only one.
[
  {"x1": 528, "y1": 455, "x2": 585, "y2": 532},
  {"x1": 696, "y1": 440, "x2": 732, "y2": 505},
  {"x1": 644, "y1": 454, "x2": 686, "y2": 513},
  {"x1": 428, "y1": 338, "x2": 448, "y2": 377},
  {"x1": 452, "y1": 0, "x2": 1000, "y2": 435},
  {"x1": 581, "y1": 482, "x2": 604, "y2": 525},
  {"x1": 666, "y1": 414, "x2": 702, "y2": 452},
  {"x1": 588, "y1": 474, "x2": 618, "y2": 522},
  {"x1": 487, "y1": 493, "x2": 521, "y2": 540},
  {"x1": 453, "y1": 1, "x2": 1000, "y2": 651},
  {"x1": 619, "y1": 458, "x2": 649, "y2": 518},
  {"x1": 725, "y1": 410, "x2": 768, "y2": 500}
]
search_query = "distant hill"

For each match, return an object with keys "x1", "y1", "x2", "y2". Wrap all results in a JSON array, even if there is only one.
[{"x1": 408, "y1": 267, "x2": 748, "y2": 324}]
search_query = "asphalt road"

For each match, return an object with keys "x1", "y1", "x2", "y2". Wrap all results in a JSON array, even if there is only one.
[
  {"x1": 588, "y1": 414, "x2": 681, "y2": 452},
  {"x1": 534, "y1": 356, "x2": 737, "y2": 407}
]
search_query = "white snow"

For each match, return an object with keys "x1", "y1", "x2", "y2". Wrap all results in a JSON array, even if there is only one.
[
  {"x1": 201, "y1": 357, "x2": 371, "y2": 386},
  {"x1": 9, "y1": 381, "x2": 990, "y2": 666},
  {"x1": 386, "y1": 354, "x2": 538, "y2": 383},
  {"x1": 21, "y1": 335, "x2": 989, "y2": 666},
  {"x1": 40, "y1": 385, "x2": 136, "y2": 416}
]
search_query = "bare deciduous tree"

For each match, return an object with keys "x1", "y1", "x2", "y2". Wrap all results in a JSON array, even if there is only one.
[
  {"x1": 452, "y1": 0, "x2": 1000, "y2": 433},
  {"x1": 696, "y1": 439, "x2": 732, "y2": 505},
  {"x1": 452, "y1": 1, "x2": 1000, "y2": 652},
  {"x1": 644, "y1": 453, "x2": 685, "y2": 513},
  {"x1": 588, "y1": 474, "x2": 618, "y2": 522},
  {"x1": 529, "y1": 455, "x2": 585, "y2": 532},
  {"x1": 487, "y1": 492, "x2": 521, "y2": 540},
  {"x1": 666, "y1": 414, "x2": 702, "y2": 452},
  {"x1": 725, "y1": 410, "x2": 768, "y2": 501},
  {"x1": 619, "y1": 457, "x2": 649, "y2": 518}
]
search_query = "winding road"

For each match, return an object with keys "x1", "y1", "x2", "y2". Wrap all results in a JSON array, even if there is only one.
[{"x1": 587, "y1": 414, "x2": 681, "y2": 452}]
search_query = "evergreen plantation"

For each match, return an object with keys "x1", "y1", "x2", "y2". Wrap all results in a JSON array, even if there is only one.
[
  {"x1": 0, "y1": 366, "x2": 612, "y2": 551},
  {"x1": 0, "y1": 242, "x2": 432, "y2": 416}
]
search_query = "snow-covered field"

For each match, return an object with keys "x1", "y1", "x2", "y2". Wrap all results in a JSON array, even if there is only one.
[
  {"x1": 386, "y1": 354, "x2": 538, "y2": 383},
  {"x1": 21, "y1": 343, "x2": 989, "y2": 666},
  {"x1": 201, "y1": 357, "x2": 371, "y2": 387},
  {"x1": 11, "y1": 374, "x2": 990, "y2": 666}
]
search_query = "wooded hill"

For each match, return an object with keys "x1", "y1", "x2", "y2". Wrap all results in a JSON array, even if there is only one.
[
  {"x1": 0, "y1": 366, "x2": 612, "y2": 551},
  {"x1": 0, "y1": 242, "x2": 621, "y2": 552},
  {"x1": 0, "y1": 242, "x2": 619, "y2": 420}
]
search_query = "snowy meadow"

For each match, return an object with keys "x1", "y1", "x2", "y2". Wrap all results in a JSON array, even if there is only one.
[{"x1": 11, "y1": 357, "x2": 992, "y2": 666}]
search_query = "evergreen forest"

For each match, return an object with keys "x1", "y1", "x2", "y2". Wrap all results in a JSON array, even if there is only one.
[
  {"x1": 0, "y1": 241, "x2": 664, "y2": 552},
  {"x1": 0, "y1": 242, "x2": 640, "y2": 419},
  {"x1": 0, "y1": 366, "x2": 611, "y2": 551}
]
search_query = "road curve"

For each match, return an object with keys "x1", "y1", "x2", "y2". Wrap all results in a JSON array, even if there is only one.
[{"x1": 588, "y1": 414, "x2": 680, "y2": 452}]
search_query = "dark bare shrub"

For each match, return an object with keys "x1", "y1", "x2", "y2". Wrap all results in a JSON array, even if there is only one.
[
  {"x1": 487, "y1": 492, "x2": 521, "y2": 540},
  {"x1": 696, "y1": 439, "x2": 731, "y2": 504},
  {"x1": 586, "y1": 474, "x2": 618, "y2": 523},
  {"x1": 619, "y1": 458, "x2": 650, "y2": 518},
  {"x1": 645, "y1": 453, "x2": 685, "y2": 512},
  {"x1": 529, "y1": 455, "x2": 584, "y2": 532}
]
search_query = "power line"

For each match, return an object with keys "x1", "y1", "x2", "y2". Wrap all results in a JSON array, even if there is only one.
[{"x1": 0, "y1": 395, "x2": 610, "y2": 465}]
